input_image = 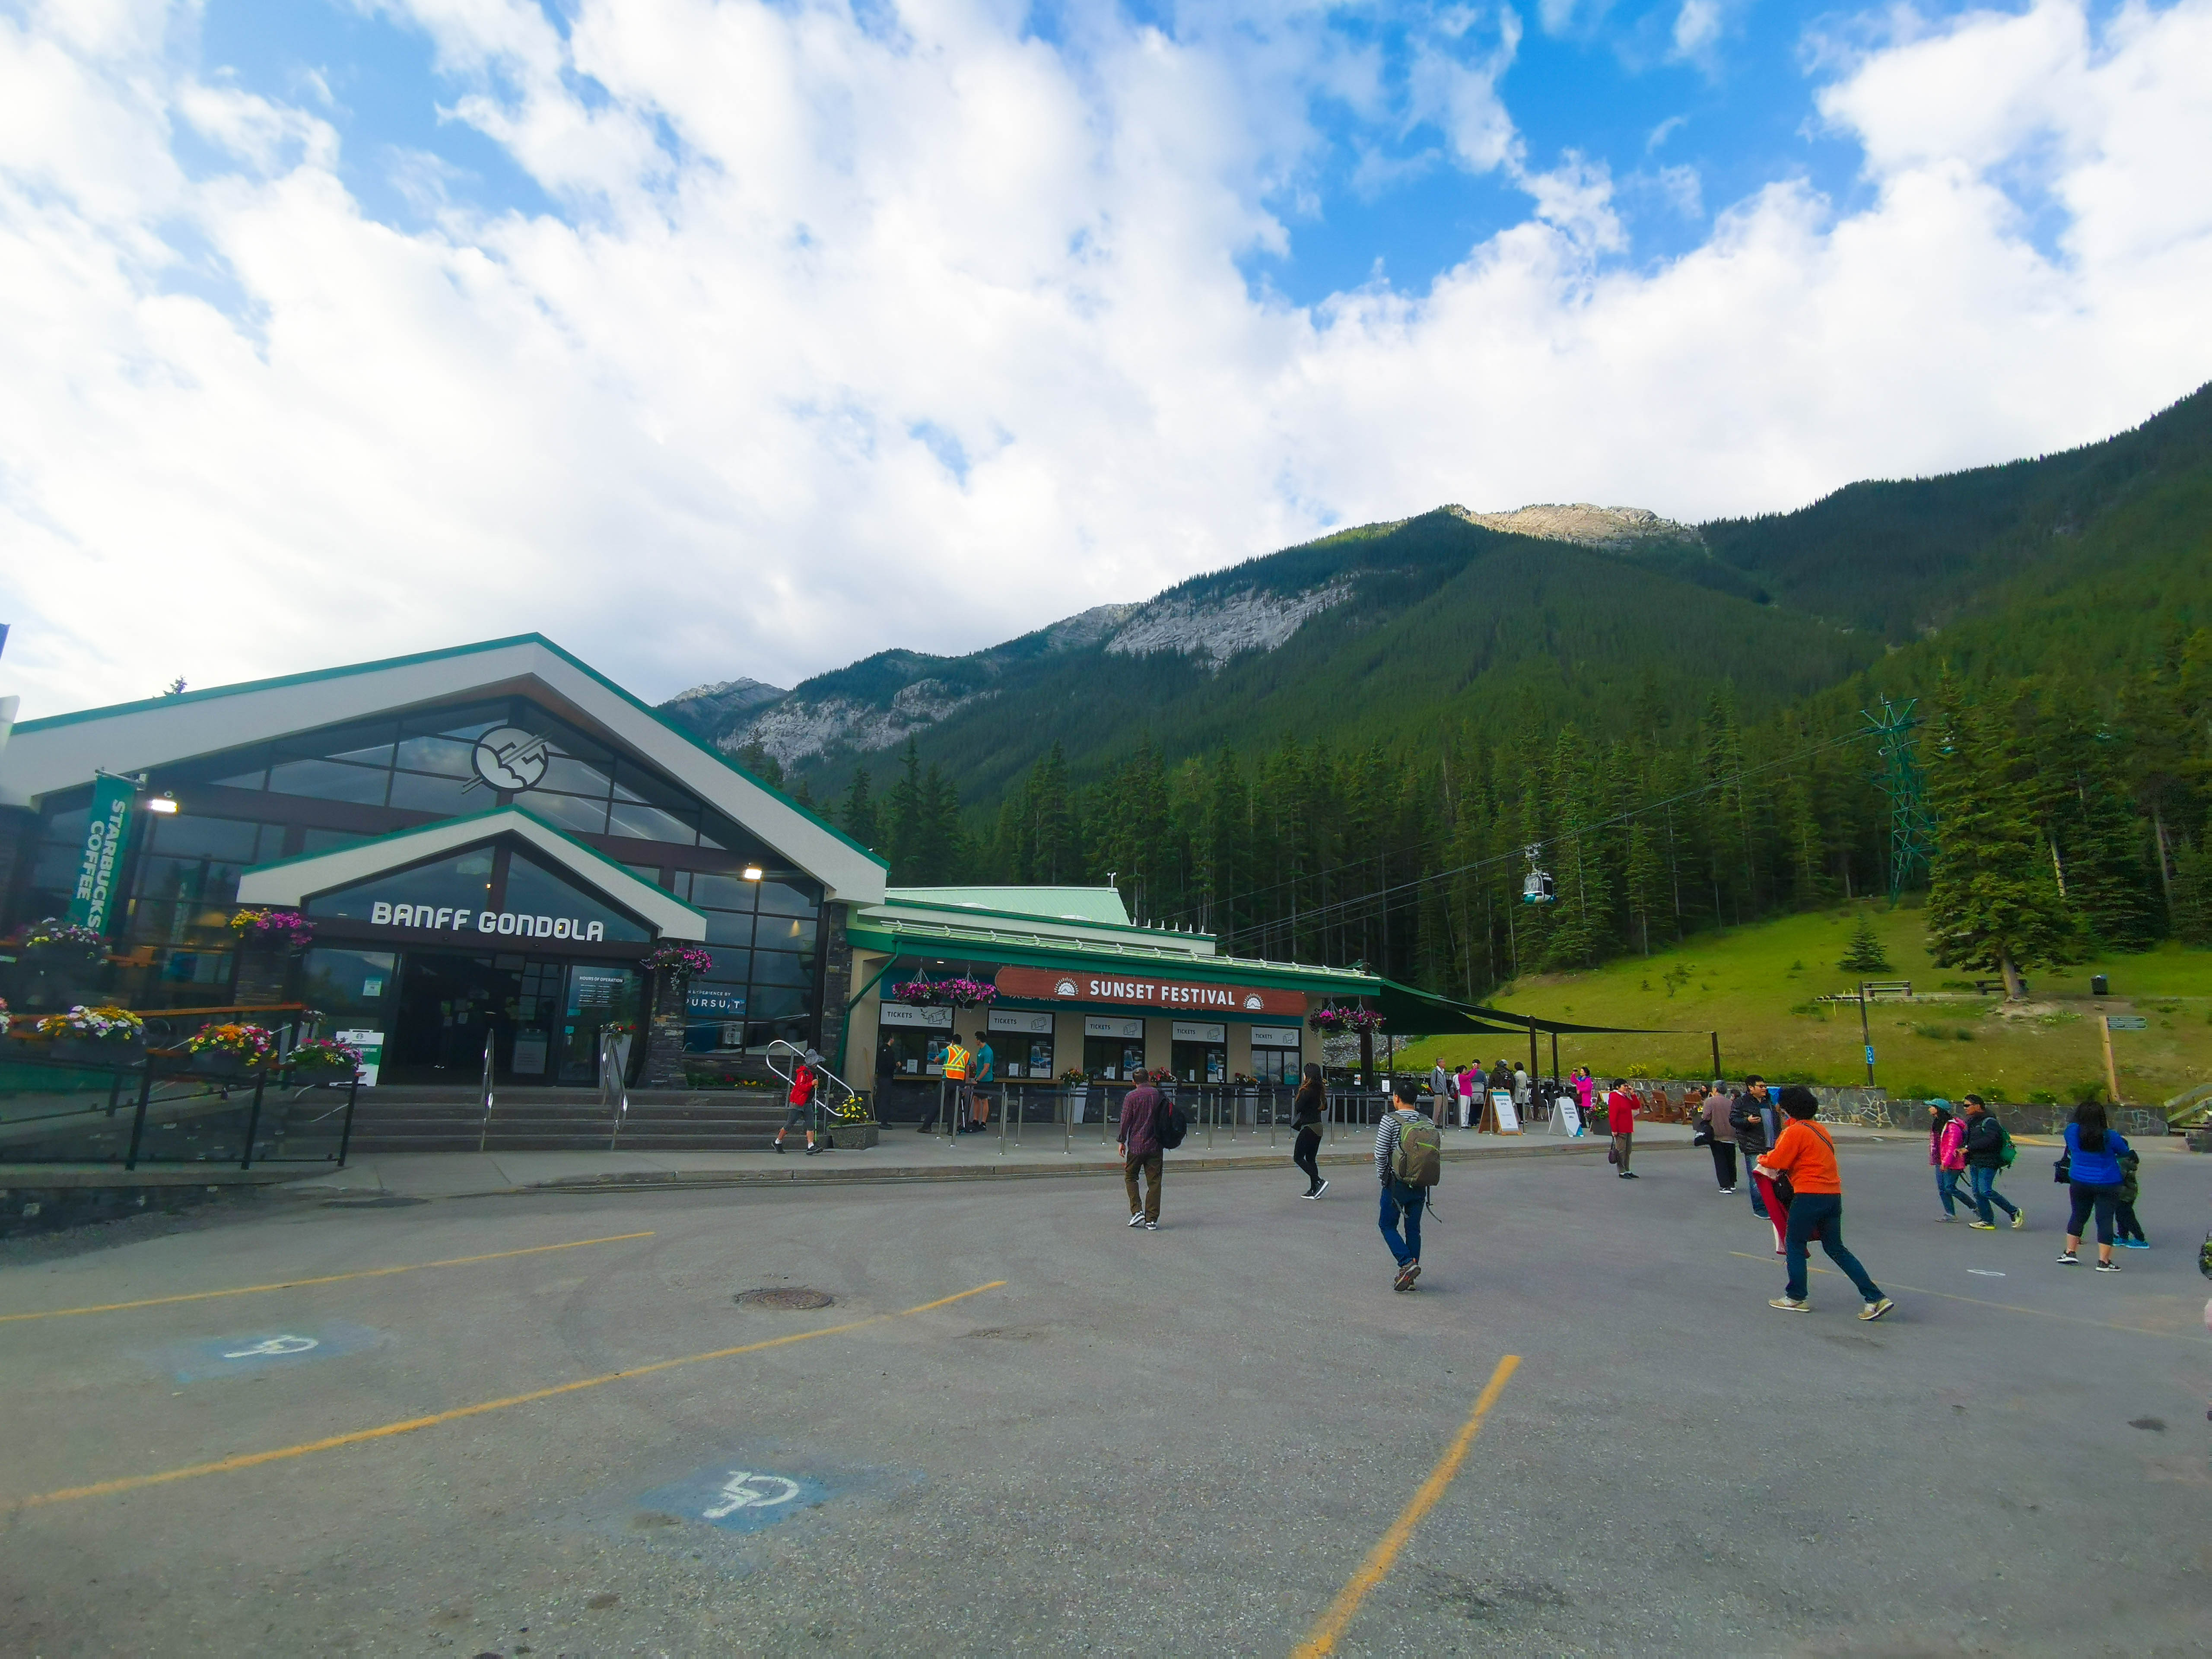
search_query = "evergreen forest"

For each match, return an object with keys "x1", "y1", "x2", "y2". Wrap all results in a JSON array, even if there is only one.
[{"x1": 694, "y1": 382, "x2": 2212, "y2": 999}]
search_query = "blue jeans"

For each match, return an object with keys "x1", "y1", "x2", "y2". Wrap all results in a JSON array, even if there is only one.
[
  {"x1": 1783, "y1": 1193, "x2": 1882, "y2": 1303},
  {"x1": 1747, "y1": 1157, "x2": 1769, "y2": 1218},
  {"x1": 1969, "y1": 1165, "x2": 2017, "y2": 1224},
  {"x1": 1936, "y1": 1167, "x2": 1970, "y2": 1216},
  {"x1": 1378, "y1": 1181, "x2": 1424, "y2": 1268}
]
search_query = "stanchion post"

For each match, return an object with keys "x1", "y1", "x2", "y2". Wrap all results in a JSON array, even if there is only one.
[
  {"x1": 123, "y1": 1067, "x2": 154, "y2": 1170},
  {"x1": 240, "y1": 1071, "x2": 268, "y2": 1170},
  {"x1": 335, "y1": 1074, "x2": 361, "y2": 1167}
]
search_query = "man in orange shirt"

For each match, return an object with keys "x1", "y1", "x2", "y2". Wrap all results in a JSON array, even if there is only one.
[{"x1": 1756, "y1": 1086, "x2": 1894, "y2": 1321}]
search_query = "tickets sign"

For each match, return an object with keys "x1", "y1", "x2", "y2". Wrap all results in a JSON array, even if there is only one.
[{"x1": 994, "y1": 965, "x2": 1306, "y2": 1017}]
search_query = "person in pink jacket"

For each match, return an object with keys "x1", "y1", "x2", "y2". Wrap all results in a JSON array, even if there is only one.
[
  {"x1": 1572, "y1": 1067, "x2": 1595, "y2": 1138},
  {"x1": 1929, "y1": 1100, "x2": 1970, "y2": 1221}
]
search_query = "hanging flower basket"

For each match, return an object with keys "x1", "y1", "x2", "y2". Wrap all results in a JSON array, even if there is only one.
[
  {"x1": 642, "y1": 943, "x2": 715, "y2": 980},
  {"x1": 184, "y1": 1022, "x2": 275, "y2": 1076},
  {"x1": 1307, "y1": 1005, "x2": 1385, "y2": 1034},
  {"x1": 893, "y1": 976, "x2": 997, "y2": 1008},
  {"x1": 229, "y1": 908, "x2": 316, "y2": 952},
  {"x1": 286, "y1": 1036, "x2": 362, "y2": 1082},
  {"x1": 20, "y1": 918, "x2": 107, "y2": 968}
]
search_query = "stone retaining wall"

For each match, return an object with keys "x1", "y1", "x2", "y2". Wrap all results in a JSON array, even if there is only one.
[{"x1": 1628, "y1": 1079, "x2": 2170, "y2": 1138}]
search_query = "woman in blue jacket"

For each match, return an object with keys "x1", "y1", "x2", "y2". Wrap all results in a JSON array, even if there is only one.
[{"x1": 2057, "y1": 1101, "x2": 2131, "y2": 1272}]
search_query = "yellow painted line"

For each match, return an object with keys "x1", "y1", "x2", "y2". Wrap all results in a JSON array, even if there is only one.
[
  {"x1": 12, "y1": 1279, "x2": 1006, "y2": 1511},
  {"x1": 1290, "y1": 1355, "x2": 1520, "y2": 1658},
  {"x1": 1726, "y1": 1252, "x2": 2194, "y2": 1340},
  {"x1": 0, "y1": 1232, "x2": 659, "y2": 1325}
]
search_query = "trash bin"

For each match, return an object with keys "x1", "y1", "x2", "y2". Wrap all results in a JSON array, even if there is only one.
[{"x1": 2091, "y1": 974, "x2": 2109, "y2": 996}]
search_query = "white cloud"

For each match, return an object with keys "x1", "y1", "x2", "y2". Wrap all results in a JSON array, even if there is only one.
[{"x1": 1, "y1": 0, "x2": 2209, "y2": 721}]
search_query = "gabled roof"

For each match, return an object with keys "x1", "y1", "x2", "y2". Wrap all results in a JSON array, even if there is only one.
[
  {"x1": 236, "y1": 806, "x2": 711, "y2": 940},
  {"x1": 867, "y1": 889, "x2": 1212, "y2": 956},
  {"x1": 885, "y1": 885, "x2": 1144, "y2": 927},
  {"x1": 0, "y1": 635, "x2": 887, "y2": 903},
  {"x1": 847, "y1": 912, "x2": 1376, "y2": 995}
]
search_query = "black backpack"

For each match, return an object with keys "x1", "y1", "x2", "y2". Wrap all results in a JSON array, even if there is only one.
[{"x1": 1154, "y1": 1094, "x2": 1189, "y2": 1150}]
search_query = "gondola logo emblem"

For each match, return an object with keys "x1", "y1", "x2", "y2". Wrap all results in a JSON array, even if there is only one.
[
  {"x1": 1243, "y1": 994, "x2": 1263, "y2": 1009},
  {"x1": 467, "y1": 726, "x2": 553, "y2": 792},
  {"x1": 1054, "y1": 977, "x2": 1078, "y2": 996}
]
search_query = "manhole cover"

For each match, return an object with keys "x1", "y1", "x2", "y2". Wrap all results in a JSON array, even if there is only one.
[{"x1": 734, "y1": 1287, "x2": 835, "y2": 1310}]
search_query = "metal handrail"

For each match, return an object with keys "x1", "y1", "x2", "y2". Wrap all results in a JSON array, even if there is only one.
[
  {"x1": 762, "y1": 1038, "x2": 873, "y2": 1131},
  {"x1": 476, "y1": 1030, "x2": 496, "y2": 1152},
  {"x1": 602, "y1": 1028, "x2": 631, "y2": 1150}
]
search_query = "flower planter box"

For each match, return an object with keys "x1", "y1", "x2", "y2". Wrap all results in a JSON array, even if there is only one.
[
  {"x1": 51, "y1": 1037, "x2": 143, "y2": 1068},
  {"x1": 288, "y1": 1063, "x2": 358, "y2": 1086},
  {"x1": 187, "y1": 1051, "x2": 264, "y2": 1080}
]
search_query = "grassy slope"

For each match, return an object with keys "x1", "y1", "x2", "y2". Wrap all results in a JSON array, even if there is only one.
[{"x1": 1392, "y1": 902, "x2": 2212, "y2": 1106}]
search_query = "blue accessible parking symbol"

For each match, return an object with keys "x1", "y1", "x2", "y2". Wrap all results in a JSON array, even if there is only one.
[
  {"x1": 641, "y1": 1463, "x2": 831, "y2": 1535},
  {"x1": 146, "y1": 1319, "x2": 387, "y2": 1383}
]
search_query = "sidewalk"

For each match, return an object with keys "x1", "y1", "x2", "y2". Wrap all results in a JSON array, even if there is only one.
[{"x1": 280, "y1": 1116, "x2": 1946, "y2": 1200}]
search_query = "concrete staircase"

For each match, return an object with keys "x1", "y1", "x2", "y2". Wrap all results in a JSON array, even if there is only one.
[{"x1": 342, "y1": 1087, "x2": 794, "y2": 1153}]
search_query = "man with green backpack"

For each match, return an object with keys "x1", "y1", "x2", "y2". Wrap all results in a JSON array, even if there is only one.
[
  {"x1": 1961, "y1": 1095, "x2": 2025, "y2": 1231},
  {"x1": 1375, "y1": 1077, "x2": 1443, "y2": 1292}
]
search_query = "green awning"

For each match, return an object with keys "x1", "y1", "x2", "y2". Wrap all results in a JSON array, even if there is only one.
[
  {"x1": 847, "y1": 921, "x2": 1379, "y2": 997},
  {"x1": 1374, "y1": 978, "x2": 1683, "y2": 1038}
]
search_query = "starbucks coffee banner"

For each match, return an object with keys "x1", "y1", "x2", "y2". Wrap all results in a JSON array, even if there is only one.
[{"x1": 67, "y1": 774, "x2": 136, "y2": 934}]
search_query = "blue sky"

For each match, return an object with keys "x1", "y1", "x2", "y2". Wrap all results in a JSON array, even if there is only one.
[
  {"x1": 3, "y1": 0, "x2": 2209, "y2": 713},
  {"x1": 189, "y1": 0, "x2": 1912, "y2": 302}
]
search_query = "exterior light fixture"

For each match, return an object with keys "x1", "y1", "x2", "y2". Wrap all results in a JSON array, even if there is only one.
[
  {"x1": 741, "y1": 864, "x2": 764, "y2": 880},
  {"x1": 146, "y1": 793, "x2": 179, "y2": 814}
]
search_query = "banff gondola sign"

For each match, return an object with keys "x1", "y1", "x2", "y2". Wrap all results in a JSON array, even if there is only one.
[
  {"x1": 993, "y1": 965, "x2": 1305, "y2": 1017},
  {"x1": 362, "y1": 900, "x2": 607, "y2": 942}
]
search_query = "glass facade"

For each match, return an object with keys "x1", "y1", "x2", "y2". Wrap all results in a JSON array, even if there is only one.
[
  {"x1": 2, "y1": 693, "x2": 826, "y2": 1058},
  {"x1": 676, "y1": 871, "x2": 823, "y2": 1055}
]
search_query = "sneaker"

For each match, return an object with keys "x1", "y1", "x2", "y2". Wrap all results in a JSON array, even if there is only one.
[
  {"x1": 2094, "y1": 1259, "x2": 2120, "y2": 1273},
  {"x1": 1315, "y1": 1179, "x2": 1329, "y2": 1198},
  {"x1": 772, "y1": 1141, "x2": 785, "y2": 1154},
  {"x1": 1769, "y1": 1297, "x2": 1810, "y2": 1313},
  {"x1": 1719, "y1": 1186, "x2": 1736, "y2": 1195},
  {"x1": 1393, "y1": 1262, "x2": 1416, "y2": 1292},
  {"x1": 1967, "y1": 1220, "x2": 1997, "y2": 1231},
  {"x1": 1142, "y1": 1220, "x2": 1158, "y2": 1231},
  {"x1": 1623, "y1": 1172, "x2": 1640, "y2": 1180},
  {"x1": 805, "y1": 1143, "x2": 821, "y2": 1156},
  {"x1": 1128, "y1": 1212, "x2": 1145, "y2": 1227},
  {"x1": 1936, "y1": 1214, "x2": 1955, "y2": 1223},
  {"x1": 2011, "y1": 1211, "x2": 2026, "y2": 1230},
  {"x1": 2120, "y1": 1238, "x2": 2150, "y2": 1249},
  {"x1": 1405, "y1": 1262, "x2": 1421, "y2": 1287},
  {"x1": 1860, "y1": 1298, "x2": 1895, "y2": 1322},
  {"x1": 2055, "y1": 1252, "x2": 2079, "y2": 1265}
]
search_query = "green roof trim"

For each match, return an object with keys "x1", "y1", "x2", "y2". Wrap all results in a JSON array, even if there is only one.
[
  {"x1": 240, "y1": 802, "x2": 712, "y2": 923},
  {"x1": 868, "y1": 894, "x2": 1216, "y2": 943},
  {"x1": 17, "y1": 633, "x2": 889, "y2": 874},
  {"x1": 847, "y1": 919, "x2": 1376, "y2": 995}
]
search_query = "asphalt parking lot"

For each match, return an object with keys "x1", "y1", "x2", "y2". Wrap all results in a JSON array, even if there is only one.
[{"x1": 3, "y1": 1137, "x2": 2209, "y2": 1657}]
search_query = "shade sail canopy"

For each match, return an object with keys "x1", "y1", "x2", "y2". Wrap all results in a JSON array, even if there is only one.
[{"x1": 1373, "y1": 978, "x2": 1687, "y2": 1038}]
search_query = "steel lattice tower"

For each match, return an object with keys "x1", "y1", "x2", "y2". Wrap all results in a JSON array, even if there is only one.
[{"x1": 1863, "y1": 697, "x2": 1934, "y2": 901}]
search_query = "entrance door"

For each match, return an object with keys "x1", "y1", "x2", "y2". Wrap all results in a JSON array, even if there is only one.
[{"x1": 388, "y1": 953, "x2": 515, "y2": 1084}]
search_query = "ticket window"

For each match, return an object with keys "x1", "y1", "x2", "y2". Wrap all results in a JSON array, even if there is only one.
[
  {"x1": 880, "y1": 1029, "x2": 939, "y2": 1077},
  {"x1": 1251, "y1": 1040, "x2": 1303, "y2": 1084},
  {"x1": 1172, "y1": 1041, "x2": 1227, "y2": 1085},
  {"x1": 1084, "y1": 1036, "x2": 1147, "y2": 1081},
  {"x1": 999, "y1": 1034, "x2": 1053, "y2": 1079}
]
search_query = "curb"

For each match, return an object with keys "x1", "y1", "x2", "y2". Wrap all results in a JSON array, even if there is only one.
[{"x1": 498, "y1": 1135, "x2": 1633, "y2": 1195}]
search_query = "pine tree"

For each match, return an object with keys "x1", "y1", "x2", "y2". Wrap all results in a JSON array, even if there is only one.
[
  {"x1": 1925, "y1": 676, "x2": 2083, "y2": 998},
  {"x1": 1624, "y1": 823, "x2": 1667, "y2": 955},
  {"x1": 841, "y1": 766, "x2": 878, "y2": 852},
  {"x1": 734, "y1": 738, "x2": 785, "y2": 791},
  {"x1": 1838, "y1": 910, "x2": 1891, "y2": 974},
  {"x1": 884, "y1": 739, "x2": 925, "y2": 880}
]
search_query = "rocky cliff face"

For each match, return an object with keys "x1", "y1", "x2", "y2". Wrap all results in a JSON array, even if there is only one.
[
  {"x1": 661, "y1": 501, "x2": 1688, "y2": 769},
  {"x1": 1447, "y1": 503, "x2": 1701, "y2": 548}
]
